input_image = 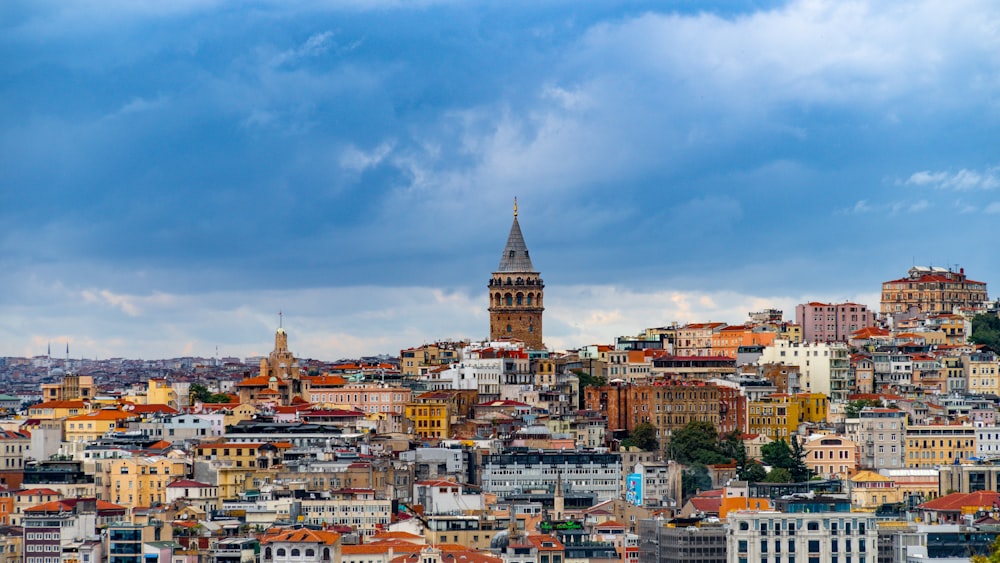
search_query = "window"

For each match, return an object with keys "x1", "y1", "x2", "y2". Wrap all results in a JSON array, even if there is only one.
[{"x1": 808, "y1": 541, "x2": 820, "y2": 553}]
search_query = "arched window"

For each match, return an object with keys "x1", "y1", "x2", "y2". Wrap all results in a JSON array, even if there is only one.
[
  {"x1": 265, "y1": 548, "x2": 273, "y2": 560},
  {"x1": 507, "y1": 325, "x2": 512, "y2": 333},
  {"x1": 323, "y1": 548, "x2": 331, "y2": 561},
  {"x1": 739, "y1": 522, "x2": 749, "y2": 531},
  {"x1": 305, "y1": 550, "x2": 315, "y2": 557},
  {"x1": 527, "y1": 293, "x2": 533, "y2": 305},
  {"x1": 807, "y1": 521, "x2": 820, "y2": 531},
  {"x1": 516, "y1": 293, "x2": 523, "y2": 305},
  {"x1": 529, "y1": 325, "x2": 534, "y2": 332},
  {"x1": 505, "y1": 294, "x2": 513, "y2": 306},
  {"x1": 291, "y1": 549, "x2": 300, "y2": 557},
  {"x1": 277, "y1": 549, "x2": 287, "y2": 557}
]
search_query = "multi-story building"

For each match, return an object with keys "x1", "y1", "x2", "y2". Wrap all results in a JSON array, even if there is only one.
[
  {"x1": 938, "y1": 462, "x2": 1000, "y2": 494},
  {"x1": 964, "y1": 351, "x2": 999, "y2": 395},
  {"x1": 802, "y1": 434, "x2": 858, "y2": 479},
  {"x1": 297, "y1": 489, "x2": 391, "y2": 536},
  {"x1": 796, "y1": 302, "x2": 877, "y2": 344},
  {"x1": 711, "y1": 326, "x2": 777, "y2": 359},
  {"x1": 847, "y1": 471, "x2": 903, "y2": 510},
  {"x1": 96, "y1": 456, "x2": 188, "y2": 508},
  {"x1": 906, "y1": 425, "x2": 976, "y2": 469},
  {"x1": 479, "y1": 451, "x2": 622, "y2": 503},
  {"x1": 583, "y1": 382, "x2": 721, "y2": 450},
  {"x1": 405, "y1": 390, "x2": 478, "y2": 439},
  {"x1": 638, "y1": 519, "x2": 725, "y2": 563},
  {"x1": 0, "y1": 430, "x2": 30, "y2": 487},
  {"x1": 650, "y1": 355, "x2": 736, "y2": 379},
  {"x1": 309, "y1": 383, "x2": 413, "y2": 432},
  {"x1": 727, "y1": 510, "x2": 878, "y2": 563},
  {"x1": 758, "y1": 340, "x2": 849, "y2": 399},
  {"x1": 853, "y1": 408, "x2": 906, "y2": 470},
  {"x1": 400, "y1": 341, "x2": 464, "y2": 377},
  {"x1": 130, "y1": 412, "x2": 224, "y2": 443},
  {"x1": 64, "y1": 408, "x2": 136, "y2": 443},
  {"x1": 22, "y1": 460, "x2": 95, "y2": 499},
  {"x1": 746, "y1": 394, "x2": 828, "y2": 442},
  {"x1": 260, "y1": 528, "x2": 342, "y2": 563},
  {"x1": 40, "y1": 373, "x2": 98, "y2": 403},
  {"x1": 674, "y1": 323, "x2": 727, "y2": 357},
  {"x1": 881, "y1": 266, "x2": 988, "y2": 316}
]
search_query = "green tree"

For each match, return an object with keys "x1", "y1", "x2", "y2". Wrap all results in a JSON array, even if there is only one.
[
  {"x1": 741, "y1": 461, "x2": 768, "y2": 483},
  {"x1": 972, "y1": 535, "x2": 1000, "y2": 563},
  {"x1": 205, "y1": 393, "x2": 233, "y2": 404},
  {"x1": 790, "y1": 435, "x2": 812, "y2": 482},
  {"x1": 844, "y1": 398, "x2": 881, "y2": 418},
  {"x1": 761, "y1": 438, "x2": 794, "y2": 469},
  {"x1": 621, "y1": 422, "x2": 659, "y2": 451},
  {"x1": 190, "y1": 384, "x2": 212, "y2": 403},
  {"x1": 762, "y1": 467, "x2": 794, "y2": 483},
  {"x1": 681, "y1": 462, "x2": 713, "y2": 499},
  {"x1": 667, "y1": 420, "x2": 730, "y2": 465},
  {"x1": 971, "y1": 314, "x2": 1000, "y2": 352}
]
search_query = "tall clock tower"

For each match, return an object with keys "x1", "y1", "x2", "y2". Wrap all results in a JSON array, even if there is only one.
[{"x1": 489, "y1": 200, "x2": 544, "y2": 349}]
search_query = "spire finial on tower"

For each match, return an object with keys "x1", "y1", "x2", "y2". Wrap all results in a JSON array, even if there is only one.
[
  {"x1": 279, "y1": 310, "x2": 283, "y2": 328},
  {"x1": 513, "y1": 196, "x2": 518, "y2": 218}
]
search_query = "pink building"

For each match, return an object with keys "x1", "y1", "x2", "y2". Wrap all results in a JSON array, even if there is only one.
[{"x1": 796, "y1": 301, "x2": 876, "y2": 343}]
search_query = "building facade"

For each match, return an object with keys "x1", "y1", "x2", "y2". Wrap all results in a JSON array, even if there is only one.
[
  {"x1": 796, "y1": 302, "x2": 877, "y2": 344},
  {"x1": 881, "y1": 266, "x2": 988, "y2": 316}
]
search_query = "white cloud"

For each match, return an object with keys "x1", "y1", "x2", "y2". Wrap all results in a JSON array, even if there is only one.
[
  {"x1": 904, "y1": 167, "x2": 1000, "y2": 190},
  {"x1": 340, "y1": 141, "x2": 395, "y2": 173}
]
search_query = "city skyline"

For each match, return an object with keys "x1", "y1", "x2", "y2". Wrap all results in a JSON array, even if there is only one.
[{"x1": 3, "y1": 1, "x2": 1000, "y2": 359}]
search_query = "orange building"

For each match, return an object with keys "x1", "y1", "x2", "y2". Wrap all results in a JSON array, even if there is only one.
[{"x1": 712, "y1": 326, "x2": 778, "y2": 359}]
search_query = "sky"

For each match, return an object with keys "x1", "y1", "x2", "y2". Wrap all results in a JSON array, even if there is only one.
[{"x1": 3, "y1": 0, "x2": 1000, "y2": 360}]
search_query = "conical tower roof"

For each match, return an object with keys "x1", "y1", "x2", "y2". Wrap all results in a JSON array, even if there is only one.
[{"x1": 496, "y1": 216, "x2": 536, "y2": 273}]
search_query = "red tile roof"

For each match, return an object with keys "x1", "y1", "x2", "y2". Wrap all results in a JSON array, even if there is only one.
[{"x1": 919, "y1": 490, "x2": 1000, "y2": 512}]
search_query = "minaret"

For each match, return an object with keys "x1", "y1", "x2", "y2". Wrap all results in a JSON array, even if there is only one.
[
  {"x1": 553, "y1": 472, "x2": 565, "y2": 521},
  {"x1": 489, "y1": 198, "x2": 545, "y2": 349}
]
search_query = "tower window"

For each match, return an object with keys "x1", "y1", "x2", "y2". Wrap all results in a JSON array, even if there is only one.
[
  {"x1": 506, "y1": 294, "x2": 513, "y2": 306},
  {"x1": 529, "y1": 326, "x2": 534, "y2": 332},
  {"x1": 507, "y1": 325, "x2": 512, "y2": 333},
  {"x1": 516, "y1": 294, "x2": 523, "y2": 305}
]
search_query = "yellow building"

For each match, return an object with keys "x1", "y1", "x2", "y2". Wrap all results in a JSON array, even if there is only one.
[
  {"x1": 98, "y1": 456, "x2": 187, "y2": 509},
  {"x1": 747, "y1": 393, "x2": 828, "y2": 441},
  {"x1": 146, "y1": 379, "x2": 178, "y2": 409},
  {"x1": 906, "y1": 425, "x2": 976, "y2": 468},
  {"x1": 27, "y1": 400, "x2": 91, "y2": 420},
  {"x1": 964, "y1": 353, "x2": 999, "y2": 396},
  {"x1": 406, "y1": 394, "x2": 451, "y2": 439},
  {"x1": 64, "y1": 409, "x2": 136, "y2": 443},
  {"x1": 200, "y1": 403, "x2": 259, "y2": 427},
  {"x1": 849, "y1": 470, "x2": 903, "y2": 510},
  {"x1": 40, "y1": 374, "x2": 98, "y2": 403}
]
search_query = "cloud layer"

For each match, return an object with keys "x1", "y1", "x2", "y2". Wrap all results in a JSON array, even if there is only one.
[{"x1": 2, "y1": 0, "x2": 1000, "y2": 358}]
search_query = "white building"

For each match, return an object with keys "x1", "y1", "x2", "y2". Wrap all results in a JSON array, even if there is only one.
[
  {"x1": 413, "y1": 479, "x2": 484, "y2": 515},
  {"x1": 758, "y1": 340, "x2": 850, "y2": 401},
  {"x1": 728, "y1": 511, "x2": 878, "y2": 563}
]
